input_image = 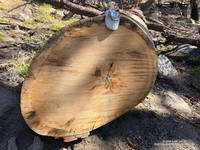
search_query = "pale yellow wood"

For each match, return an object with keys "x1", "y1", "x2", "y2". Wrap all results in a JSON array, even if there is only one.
[{"x1": 21, "y1": 15, "x2": 157, "y2": 139}]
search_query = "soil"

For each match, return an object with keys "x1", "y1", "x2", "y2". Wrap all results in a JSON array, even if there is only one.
[{"x1": 0, "y1": 0, "x2": 200, "y2": 150}]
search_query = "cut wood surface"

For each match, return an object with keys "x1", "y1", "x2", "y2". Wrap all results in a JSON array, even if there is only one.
[{"x1": 21, "y1": 15, "x2": 157, "y2": 141}]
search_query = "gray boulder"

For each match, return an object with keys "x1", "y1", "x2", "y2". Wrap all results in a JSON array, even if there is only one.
[
  {"x1": 158, "y1": 54, "x2": 178, "y2": 79},
  {"x1": 158, "y1": 54, "x2": 188, "y2": 92},
  {"x1": 161, "y1": 91, "x2": 192, "y2": 114}
]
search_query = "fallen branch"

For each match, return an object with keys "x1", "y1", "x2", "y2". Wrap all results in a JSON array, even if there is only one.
[
  {"x1": 158, "y1": 45, "x2": 179, "y2": 55},
  {"x1": 36, "y1": 0, "x2": 101, "y2": 17},
  {"x1": 164, "y1": 32, "x2": 200, "y2": 46},
  {"x1": 0, "y1": 22, "x2": 32, "y2": 31},
  {"x1": 147, "y1": 19, "x2": 200, "y2": 46},
  {"x1": 7, "y1": 0, "x2": 34, "y2": 13}
]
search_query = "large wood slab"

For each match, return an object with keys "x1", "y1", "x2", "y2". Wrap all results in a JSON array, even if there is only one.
[{"x1": 21, "y1": 15, "x2": 157, "y2": 141}]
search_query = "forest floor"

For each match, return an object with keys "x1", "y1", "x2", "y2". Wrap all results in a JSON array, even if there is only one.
[{"x1": 0, "y1": 0, "x2": 200, "y2": 150}]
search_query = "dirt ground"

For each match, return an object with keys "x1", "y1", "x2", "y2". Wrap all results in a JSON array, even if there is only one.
[
  {"x1": 0, "y1": 0, "x2": 200, "y2": 150},
  {"x1": 0, "y1": 80, "x2": 200, "y2": 150}
]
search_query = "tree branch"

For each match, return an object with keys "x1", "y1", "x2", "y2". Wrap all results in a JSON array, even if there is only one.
[
  {"x1": 36, "y1": 0, "x2": 101, "y2": 17},
  {"x1": 7, "y1": 0, "x2": 34, "y2": 13}
]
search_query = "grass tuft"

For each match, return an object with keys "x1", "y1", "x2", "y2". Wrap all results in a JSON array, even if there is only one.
[
  {"x1": 36, "y1": 4, "x2": 55, "y2": 23},
  {"x1": 25, "y1": 18, "x2": 36, "y2": 24},
  {"x1": 52, "y1": 23, "x2": 64, "y2": 30},
  {"x1": 0, "y1": 7, "x2": 5, "y2": 11},
  {"x1": 16, "y1": 58, "x2": 31, "y2": 76},
  {"x1": 0, "y1": 33, "x2": 5, "y2": 41},
  {"x1": 15, "y1": 51, "x2": 35, "y2": 76},
  {"x1": 0, "y1": 18, "x2": 9, "y2": 22}
]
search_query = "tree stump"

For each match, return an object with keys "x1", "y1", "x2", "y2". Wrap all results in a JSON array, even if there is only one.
[{"x1": 21, "y1": 15, "x2": 157, "y2": 142}]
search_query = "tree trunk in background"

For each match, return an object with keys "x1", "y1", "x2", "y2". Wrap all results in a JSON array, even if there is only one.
[{"x1": 190, "y1": 0, "x2": 199, "y2": 21}]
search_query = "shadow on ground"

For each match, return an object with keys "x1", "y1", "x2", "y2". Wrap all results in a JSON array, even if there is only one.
[{"x1": 0, "y1": 83, "x2": 200, "y2": 150}]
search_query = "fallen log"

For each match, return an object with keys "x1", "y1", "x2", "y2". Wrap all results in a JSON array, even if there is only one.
[
  {"x1": 35, "y1": 0, "x2": 200, "y2": 46},
  {"x1": 21, "y1": 15, "x2": 157, "y2": 142},
  {"x1": 146, "y1": 17, "x2": 200, "y2": 46},
  {"x1": 36, "y1": 0, "x2": 102, "y2": 17}
]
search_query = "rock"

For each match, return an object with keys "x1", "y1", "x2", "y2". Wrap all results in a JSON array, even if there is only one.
[
  {"x1": 0, "y1": 86, "x2": 19, "y2": 117},
  {"x1": 7, "y1": 137, "x2": 18, "y2": 150},
  {"x1": 157, "y1": 54, "x2": 186, "y2": 92},
  {"x1": 27, "y1": 136, "x2": 44, "y2": 150},
  {"x1": 158, "y1": 54, "x2": 178, "y2": 79},
  {"x1": 162, "y1": 91, "x2": 192, "y2": 114},
  {"x1": 144, "y1": 91, "x2": 192, "y2": 115}
]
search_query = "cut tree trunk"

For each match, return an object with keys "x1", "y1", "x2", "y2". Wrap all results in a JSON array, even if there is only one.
[{"x1": 21, "y1": 15, "x2": 157, "y2": 142}]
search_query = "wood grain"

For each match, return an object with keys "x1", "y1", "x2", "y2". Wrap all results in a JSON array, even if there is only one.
[{"x1": 21, "y1": 15, "x2": 157, "y2": 140}]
